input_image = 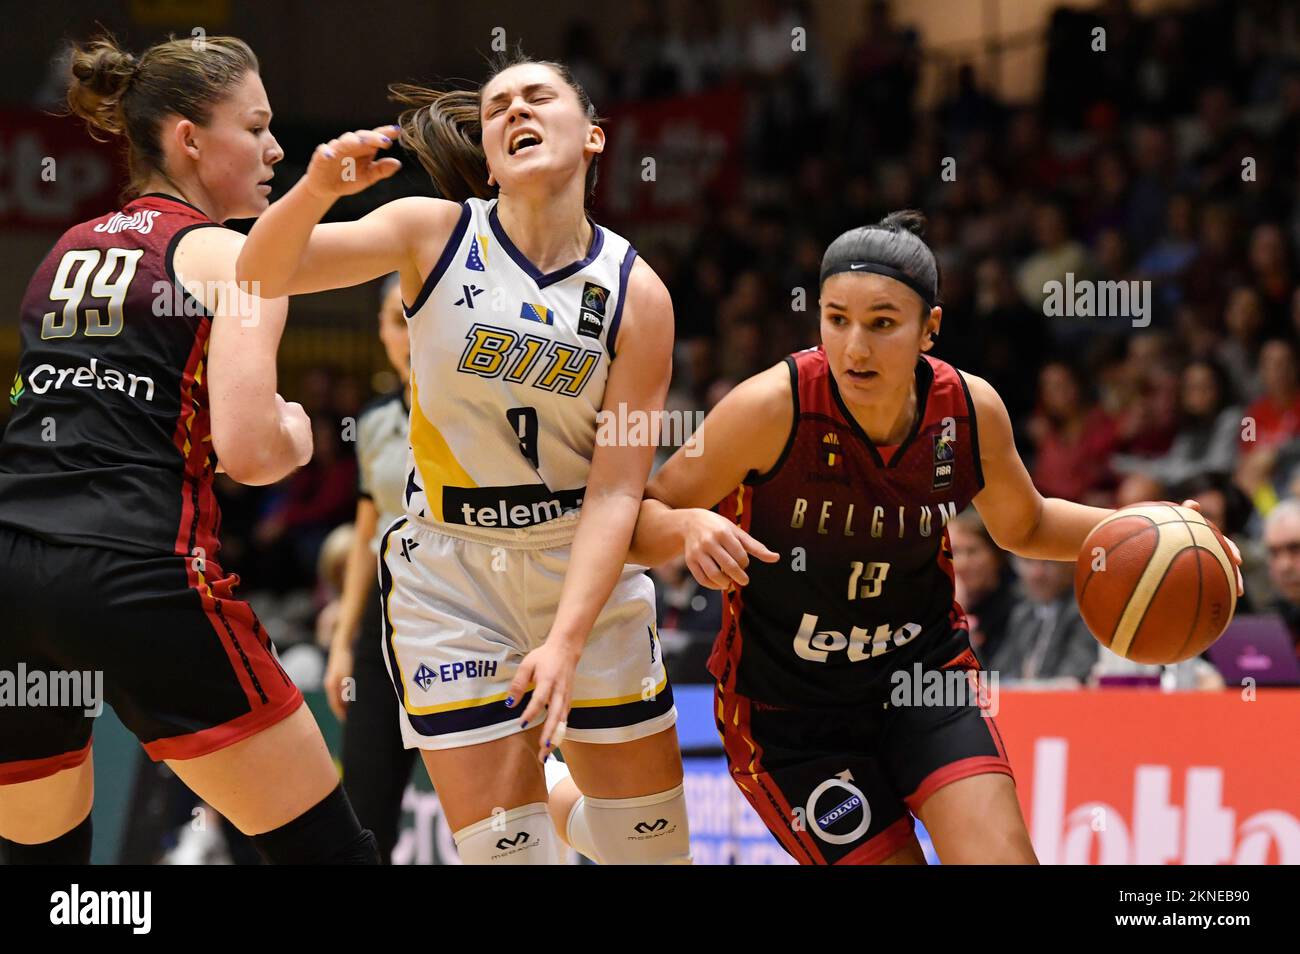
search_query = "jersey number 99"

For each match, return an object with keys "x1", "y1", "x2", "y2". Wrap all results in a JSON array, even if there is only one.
[{"x1": 42, "y1": 249, "x2": 143, "y2": 340}]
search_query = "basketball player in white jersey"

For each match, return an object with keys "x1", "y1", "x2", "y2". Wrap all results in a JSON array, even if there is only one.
[{"x1": 237, "y1": 54, "x2": 689, "y2": 865}]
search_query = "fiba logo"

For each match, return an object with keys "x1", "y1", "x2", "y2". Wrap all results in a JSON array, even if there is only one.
[
  {"x1": 932, "y1": 433, "x2": 954, "y2": 490},
  {"x1": 579, "y1": 281, "x2": 610, "y2": 339},
  {"x1": 581, "y1": 282, "x2": 610, "y2": 313}
]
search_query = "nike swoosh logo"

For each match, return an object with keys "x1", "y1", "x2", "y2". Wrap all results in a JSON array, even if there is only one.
[{"x1": 850, "y1": 263, "x2": 868, "y2": 269}]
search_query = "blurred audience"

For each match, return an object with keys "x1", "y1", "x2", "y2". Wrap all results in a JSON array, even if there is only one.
[
  {"x1": 165, "y1": 0, "x2": 1300, "y2": 695},
  {"x1": 1262, "y1": 499, "x2": 1300, "y2": 656},
  {"x1": 1026, "y1": 360, "x2": 1118, "y2": 505},
  {"x1": 989, "y1": 557, "x2": 1099, "y2": 686},
  {"x1": 949, "y1": 508, "x2": 1017, "y2": 667}
]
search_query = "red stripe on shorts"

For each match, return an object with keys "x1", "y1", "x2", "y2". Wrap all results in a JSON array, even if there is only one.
[
  {"x1": 715, "y1": 683, "x2": 824, "y2": 865},
  {"x1": 0, "y1": 738, "x2": 92, "y2": 784}
]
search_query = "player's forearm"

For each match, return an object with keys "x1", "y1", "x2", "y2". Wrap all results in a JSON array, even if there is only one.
[
  {"x1": 626, "y1": 497, "x2": 692, "y2": 566},
  {"x1": 1012, "y1": 497, "x2": 1112, "y2": 561},
  {"x1": 546, "y1": 491, "x2": 642, "y2": 653},
  {"x1": 236, "y1": 179, "x2": 336, "y2": 298}
]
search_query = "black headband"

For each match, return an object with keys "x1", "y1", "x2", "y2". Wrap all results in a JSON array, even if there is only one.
[{"x1": 820, "y1": 261, "x2": 936, "y2": 308}]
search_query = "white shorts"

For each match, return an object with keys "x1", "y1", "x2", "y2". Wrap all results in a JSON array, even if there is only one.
[{"x1": 377, "y1": 512, "x2": 676, "y2": 751}]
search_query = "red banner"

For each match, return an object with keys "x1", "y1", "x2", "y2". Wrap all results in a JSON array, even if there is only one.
[
  {"x1": 593, "y1": 87, "x2": 745, "y2": 226},
  {"x1": 996, "y1": 689, "x2": 1300, "y2": 864},
  {"x1": 0, "y1": 108, "x2": 124, "y2": 231}
]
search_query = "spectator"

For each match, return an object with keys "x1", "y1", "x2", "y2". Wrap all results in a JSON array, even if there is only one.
[
  {"x1": 253, "y1": 414, "x2": 358, "y2": 592},
  {"x1": 652, "y1": 556, "x2": 722, "y2": 685},
  {"x1": 1134, "y1": 192, "x2": 1198, "y2": 313},
  {"x1": 1027, "y1": 359, "x2": 1119, "y2": 504},
  {"x1": 1017, "y1": 202, "x2": 1090, "y2": 308},
  {"x1": 990, "y1": 558, "x2": 1099, "y2": 685},
  {"x1": 1247, "y1": 222, "x2": 1295, "y2": 329},
  {"x1": 1217, "y1": 286, "x2": 1267, "y2": 401},
  {"x1": 662, "y1": 0, "x2": 742, "y2": 94},
  {"x1": 948, "y1": 508, "x2": 1017, "y2": 667},
  {"x1": 1262, "y1": 499, "x2": 1300, "y2": 656},
  {"x1": 1173, "y1": 471, "x2": 1266, "y2": 612},
  {"x1": 1112, "y1": 358, "x2": 1241, "y2": 491},
  {"x1": 1237, "y1": 339, "x2": 1300, "y2": 500}
]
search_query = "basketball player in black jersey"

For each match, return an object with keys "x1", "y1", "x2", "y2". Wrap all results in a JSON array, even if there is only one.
[
  {"x1": 624, "y1": 212, "x2": 1243, "y2": 864},
  {"x1": 0, "y1": 35, "x2": 377, "y2": 864}
]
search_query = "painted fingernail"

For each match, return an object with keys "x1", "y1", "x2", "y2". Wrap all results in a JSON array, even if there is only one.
[
  {"x1": 545, "y1": 740, "x2": 552, "y2": 749},
  {"x1": 521, "y1": 719, "x2": 529, "y2": 729},
  {"x1": 323, "y1": 149, "x2": 335, "y2": 159},
  {"x1": 380, "y1": 135, "x2": 391, "y2": 144},
  {"x1": 505, "y1": 695, "x2": 515, "y2": 707}
]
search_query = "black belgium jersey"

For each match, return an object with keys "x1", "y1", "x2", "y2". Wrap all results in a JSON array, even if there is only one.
[
  {"x1": 0, "y1": 194, "x2": 225, "y2": 558},
  {"x1": 708, "y1": 347, "x2": 986, "y2": 708}
]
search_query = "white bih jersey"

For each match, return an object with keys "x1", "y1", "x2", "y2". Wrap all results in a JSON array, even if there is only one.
[{"x1": 402, "y1": 197, "x2": 637, "y2": 535}]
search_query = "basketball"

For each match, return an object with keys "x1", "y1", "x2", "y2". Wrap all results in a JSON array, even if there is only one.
[{"x1": 1074, "y1": 503, "x2": 1237, "y2": 664}]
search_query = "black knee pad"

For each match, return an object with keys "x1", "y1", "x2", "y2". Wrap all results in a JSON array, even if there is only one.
[
  {"x1": 251, "y1": 783, "x2": 380, "y2": 865},
  {"x1": 1, "y1": 811, "x2": 93, "y2": 865}
]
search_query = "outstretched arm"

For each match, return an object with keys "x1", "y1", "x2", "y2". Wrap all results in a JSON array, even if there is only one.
[
  {"x1": 966, "y1": 372, "x2": 1242, "y2": 595},
  {"x1": 964, "y1": 371, "x2": 1111, "y2": 560},
  {"x1": 235, "y1": 125, "x2": 459, "y2": 298}
]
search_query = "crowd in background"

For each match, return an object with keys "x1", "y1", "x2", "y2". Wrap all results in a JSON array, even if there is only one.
[{"x1": 200, "y1": 0, "x2": 1300, "y2": 693}]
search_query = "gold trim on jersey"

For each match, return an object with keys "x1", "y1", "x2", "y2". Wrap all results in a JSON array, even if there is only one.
[{"x1": 408, "y1": 372, "x2": 476, "y2": 522}]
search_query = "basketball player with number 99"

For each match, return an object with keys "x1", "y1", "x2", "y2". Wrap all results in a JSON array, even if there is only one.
[{"x1": 0, "y1": 34, "x2": 379, "y2": 864}]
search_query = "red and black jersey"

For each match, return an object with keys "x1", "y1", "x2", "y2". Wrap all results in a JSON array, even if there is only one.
[
  {"x1": 708, "y1": 346, "x2": 985, "y2": 708},
  {"x1": 0, "y1": 194, "x2": 225, "y2": 558}
]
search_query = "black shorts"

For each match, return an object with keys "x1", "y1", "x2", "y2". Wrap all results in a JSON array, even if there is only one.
[
  {"x1": 714, "y1": 646, "x2": 1013, "y2": 865},
  {"x1": 0, "y1": 525, "x2": 302, "y2": 783}
]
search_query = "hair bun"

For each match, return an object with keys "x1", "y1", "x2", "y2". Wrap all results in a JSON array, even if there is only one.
[
  {"x1": 66, "y1": 37, "x2": 138, "y2": 136},
  {"x1": 877, "y1": 209, "x2": 927, "y2": 237}
]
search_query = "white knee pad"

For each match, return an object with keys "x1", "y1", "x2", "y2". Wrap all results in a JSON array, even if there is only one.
[
  {"x1": 565, "y1": 783, "x2": 692, "y2": 865},
  {"x1": 453, "y1": 802, "x2": 562, "y2": 865}
]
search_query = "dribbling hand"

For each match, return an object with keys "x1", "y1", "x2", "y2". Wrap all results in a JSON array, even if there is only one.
[{"x1": 1177, "y1": 498, "x2": 1245, "y2": 597}]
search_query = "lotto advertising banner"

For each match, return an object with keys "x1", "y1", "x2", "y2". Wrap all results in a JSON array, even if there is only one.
[
  {"x1": 593, "y1": 87, "x2": 745, "y2": 226},
  {"x1": 92, "y1": 688, "x2": 1300, "y2": 863},
  {"x1": 996, "y1": 690, "x2": 1300, "y2": 866},
  {"x1": 0, "y1": 109, "x2": 121, "y2": 231}
]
